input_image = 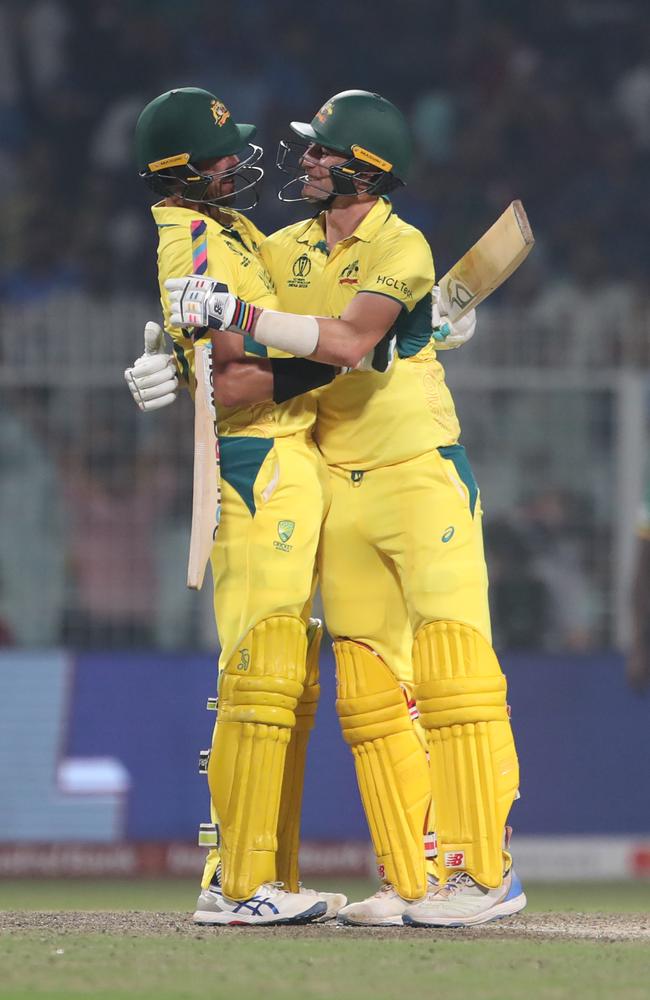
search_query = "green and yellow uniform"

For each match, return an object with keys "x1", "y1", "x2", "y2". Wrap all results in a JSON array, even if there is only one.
[
  {"x1": 262, "y1": 197, "x2": 487, "y2": 669},
  {"x1": 262, "y1": 196, "x2": 518, "y2": 897},
  {"x1": 155, "y1": 203, "x2": 329, "y2": 899}
]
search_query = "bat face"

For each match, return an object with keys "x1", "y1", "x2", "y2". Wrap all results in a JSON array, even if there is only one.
[
  {"x1": 187, "y1": 341, "x2": 221, "y2": 590},
  {"x1": 439, "y1": 201, "x2": 535, "y2": 321}
]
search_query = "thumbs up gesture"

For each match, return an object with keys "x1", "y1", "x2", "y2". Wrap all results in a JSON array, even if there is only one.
[{"x1": 124, "y1": 321, "x2": 179, "y2": 411}]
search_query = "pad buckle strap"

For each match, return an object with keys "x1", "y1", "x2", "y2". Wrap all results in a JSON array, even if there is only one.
[{"x1": 198, "y1": 822, "x2": 220, "y2": 849}]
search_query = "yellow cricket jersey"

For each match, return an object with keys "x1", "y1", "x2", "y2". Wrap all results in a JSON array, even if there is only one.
[
  {"x1": 261, "y1": 197, "x2": 460, "y2": 469},
  {"x1": 152, "y1": 203, "x2": 316, "y2": 438}
]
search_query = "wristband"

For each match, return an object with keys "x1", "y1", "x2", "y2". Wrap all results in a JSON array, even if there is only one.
[
  {"x1": 227, "y1": 297, "x2": 261, "y2": 335},
  {"x1": 253, "y1": 310, "x2": 320, "y2": 356}
]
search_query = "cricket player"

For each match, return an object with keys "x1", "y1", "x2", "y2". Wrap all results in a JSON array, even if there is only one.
[
  {"x1": 168, "y1": 90, "x2": 526, "y2": 928},
  {"x1": 127, "y1": 87, "x2": 349, "y2": 925}
]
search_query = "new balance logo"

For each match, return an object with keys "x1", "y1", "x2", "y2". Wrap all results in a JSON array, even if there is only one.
[{"x1": 444, "y1": 851, "x2": 465, "y2": 868}]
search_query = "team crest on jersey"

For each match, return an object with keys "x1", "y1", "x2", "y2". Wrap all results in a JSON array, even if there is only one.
[
  {"x1": 210, "y1": 99, "x2": 231, "y2": 126},
  {"x1": 316, "y1": 101, "x2": 335, "y2": 124},
  {"x1": 339, "y1": 260, "x2": 359, "y2": 285},
  {"x1": 288, "y1": 254, "x2": 311, "y2": 288},
  {"x1": 273, "y1": 520, "x2": 295, "y2": 552}
]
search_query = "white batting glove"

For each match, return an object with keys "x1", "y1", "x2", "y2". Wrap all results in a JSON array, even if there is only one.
[
  {"x1": 431, "y1": 285, "x2": 477, "y2": 349},
  {"x1": 124, "y1": 321, "x2": 179, "y2": 411},
  {"x1": 165, "y1": 275, "x2": 236, "y2": 331}
]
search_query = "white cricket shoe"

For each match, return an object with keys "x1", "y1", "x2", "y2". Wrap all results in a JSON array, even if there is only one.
[
  {"x1": 298, "y1": 884, "x2": 348, "y2": 922},
  {"x1": 403, "y1": 869, "x2": 526, "y2": 927},
  {"x1": 337, "y1": 877, "x2": 435, "y2": 927},
  {"x1": 193, "y1": 882, "x2": 326, "y2": 926}
]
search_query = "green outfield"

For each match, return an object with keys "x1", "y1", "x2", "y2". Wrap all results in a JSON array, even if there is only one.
[{"x1": 1, "y1": 880, "x2": 649, "y2": 1000}]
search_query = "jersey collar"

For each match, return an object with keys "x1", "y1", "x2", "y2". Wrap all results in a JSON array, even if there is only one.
[{"x1": 295, "y1": 196, "x2": 393, "y2": 248}]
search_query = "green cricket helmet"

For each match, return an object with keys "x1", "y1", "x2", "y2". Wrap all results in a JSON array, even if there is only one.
[
  {"x1": 277, "y1": 90, "x2": 412, "y2": 202},
  {"x1": 134, "y1": 88, "x2": 263, "y2": 210}
]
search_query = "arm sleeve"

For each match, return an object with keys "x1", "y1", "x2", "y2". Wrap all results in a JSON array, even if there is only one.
[{"x1": 270, "y1": 358, "x2": 337, "y2": 403}]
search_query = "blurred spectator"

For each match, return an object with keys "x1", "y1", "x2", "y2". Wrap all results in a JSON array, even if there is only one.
[
  {"x1": 528, "y1": 241, "x2": 643, "y2": 367},
  {"x1": 58, "y1": 405, "x2": 173, "y2": 649},
  {"x1": 628, "y1": 466, "x2": 650, "y2": 691},
  {"x1": 486, "y1": 520, "x2": 550, "y2": 650},
  {"x1": 0, "y1": 392, "x2": 67, "y2": 645},
  {"x1": 518, "y1": 489, "x2": 600, "y2": 651}
]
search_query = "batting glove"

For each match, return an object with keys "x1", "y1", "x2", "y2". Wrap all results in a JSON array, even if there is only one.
[
  {"x1": 431, "y1": 284, "x2": 477, "y2": 349},
  {"x1": 124, "y1": 321, "x2": 179, "y2": 411},
  {"x1": 165, "y1": 275, "x2": 259, "y2": 335}
]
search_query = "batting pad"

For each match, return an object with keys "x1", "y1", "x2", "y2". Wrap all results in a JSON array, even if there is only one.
[
  {"x1": 413, "y1": 620, "x2": 519, "y2": 889},
  {"x1": 208, "y1": 615, "x2": 307, "y2": 901},
  {"x1": 276, "y1": 618, "x2": 322, "y2": 892},
  {"x1": 334, "y1": 640, "x2": 431, "y2": 901}
]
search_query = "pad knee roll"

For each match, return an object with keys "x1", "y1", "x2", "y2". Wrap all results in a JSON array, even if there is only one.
[
  {"x1": 276, "y1": 618, "x2": 322, "y2": 891},
  {"x1": 413, "y1": 621, "x2": 519, "y2": 888},
  {"x1": 335, "y1": 640, "x2": 430, "y2": 901},
  {"x1": 209, "y1": 615, "x2": 307, "y2": 900}
]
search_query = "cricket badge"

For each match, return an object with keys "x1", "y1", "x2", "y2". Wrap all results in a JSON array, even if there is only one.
[{"x1": 210, "y1": 99, "x2": 231, "y2": 127}]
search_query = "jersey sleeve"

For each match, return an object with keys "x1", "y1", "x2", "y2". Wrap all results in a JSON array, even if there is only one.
[{"x1": 359, "y1": 227, "x2": 435, "y2": 312}]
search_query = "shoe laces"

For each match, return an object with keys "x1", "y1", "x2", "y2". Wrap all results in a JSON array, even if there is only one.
[
  {"x1": 432, "y1": 872, "x2": 477, "y2": 899},
  {"x1": 373, "y1": 882, "x2": 398, "y2": 898}
]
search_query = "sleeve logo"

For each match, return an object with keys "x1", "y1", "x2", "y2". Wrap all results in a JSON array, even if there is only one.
[{"x1": 375, "y1": 275, "x2": 413, "y2": 299}]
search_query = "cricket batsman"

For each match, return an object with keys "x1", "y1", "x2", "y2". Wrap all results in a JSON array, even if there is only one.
[
  {"x1": 126, "y1": 88, "x2": 348, "y2": 925},
  {"x1": 168, "y1": 90, "x2": 527, "y2": 928}
]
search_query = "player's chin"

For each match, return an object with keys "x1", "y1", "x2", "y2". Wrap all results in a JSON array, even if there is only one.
[
  {"x1": 302, "y1": 182, "x2": 331, "y2": 203},
  {"x1": 216, "y1": 190, "x2": 237, "y2": 208}
]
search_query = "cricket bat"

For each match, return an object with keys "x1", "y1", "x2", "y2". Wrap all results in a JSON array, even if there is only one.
[
  {"x1": 187, "y1": 340, "x2": 221, "y2": 590},
  {"x1": 439, "y1": 200, "x2": 534, "y2": 321}
]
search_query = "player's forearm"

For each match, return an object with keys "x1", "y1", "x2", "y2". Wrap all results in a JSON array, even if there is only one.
[
  {"x1": 166, "y1": 278, "x2": 383, "y2": 368},
  {"x1": 214, "y1": 359, "x2": 274, "y2": 408},
  {"x1": 214, "y1": 356, "x2": 338, "y2": 408},
  {"x1": 249, "y1": 312, "x2": 380, "y2": 368}
]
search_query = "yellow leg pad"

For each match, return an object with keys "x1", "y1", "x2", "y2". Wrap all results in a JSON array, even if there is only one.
[
  {"x1": 335, "y1": 640, "x2": 430, "y2": 901},
  {"x1": 413, "y1": 621, "x2": 519, "y2": 889},
  {"x1": 276, "y1": 619, "x2": 322, "y2": 891},
  {"x1": 208, "y1": 615, "x2": 307, "y2": 901}
]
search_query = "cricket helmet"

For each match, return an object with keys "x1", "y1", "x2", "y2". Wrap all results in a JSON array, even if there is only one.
[
  {"x1": 277, "y1": 90, "x2": 412, "y2": 202},
  {"x1": 134, "y1": 88, "x2": 263, "y2": 210}
]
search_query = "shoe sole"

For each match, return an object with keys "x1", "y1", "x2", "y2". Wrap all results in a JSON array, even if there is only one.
[
  {"x1": 336, "y1": 914, "x2": 404, "y2": 927},
  {"x1": 403, "y1": 892, "x2": 527, "y2": 928},
  {"x1": 193, "y1": 901, "x2": 327, "y2": 926}
]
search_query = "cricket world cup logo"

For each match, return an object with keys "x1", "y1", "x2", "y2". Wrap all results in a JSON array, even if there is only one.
[{"x1": 288, "y1": 255, "x2": 312, "y2": 288}]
